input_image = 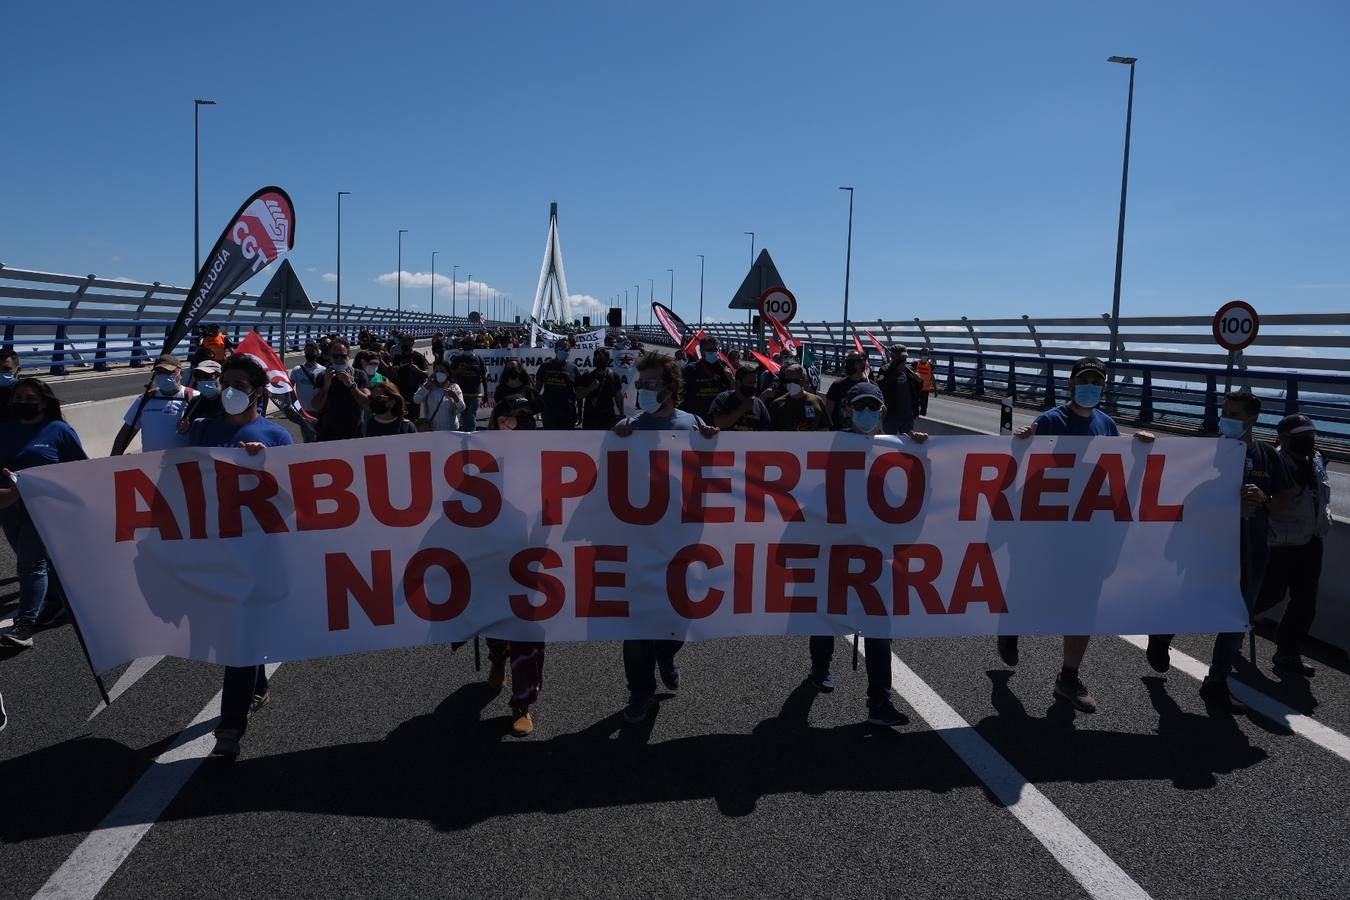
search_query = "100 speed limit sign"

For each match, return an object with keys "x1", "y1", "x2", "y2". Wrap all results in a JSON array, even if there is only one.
[
  {"x1": 1212, "y1": 300, "x2": 1259, "y2": 352},
  {"x1": 758, "y1": 288, "x2": 798, "y2": 325}
]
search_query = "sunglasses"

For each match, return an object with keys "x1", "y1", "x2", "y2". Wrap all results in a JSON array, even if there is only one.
[{"x1": 850, "y1": 400, "x2": 882, "y2": 412}]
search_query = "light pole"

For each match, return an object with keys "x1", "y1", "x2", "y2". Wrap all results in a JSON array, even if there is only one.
[
  {"x1": 431, "y1": 251, "x2": 439, "y2": 319},
  {"x1": 397, "y1": 229, "x2": 408, "y2": 317},
  {"x1": 193, "y1": 99, "x2": 216, "y2": 275},
  {"x1": 839, "y1": 186, "x2": 854, "y2": 333},
  {"x1": 697, "y1": 254, "x2": 705, "y2": 325},
  {"x1": 336, "y1": 191, "x2": 350, "y2": 327},
  {"x1": 624, "y1": 289, "x2": 630, "y2": 326},
  {"x1": 668, "y1": 268, "x2": 674, "y2": 316},
  {"x1": 451, "y1": 264, "x2": 459, "y2": 318},
  {"x1": 1106, "y1": 55, "x2": 1138, "y2": 367},
  {"x1": 743, "y1": 231, "x2": 755, "y2": 267},
  {"x1": 649, "y1": 279, "x2": 655, "y2": 325},
  {"x1": 634, "y1": 284, "x2": 640, "y2": 328}
]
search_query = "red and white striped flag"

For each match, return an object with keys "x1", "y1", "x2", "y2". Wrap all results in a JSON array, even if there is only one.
[{"x1": 237, "y1": 330, "x2": 295, "y2": 396}]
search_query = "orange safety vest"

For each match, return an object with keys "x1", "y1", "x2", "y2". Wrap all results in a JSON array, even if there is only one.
[
  {"x1": 916, "y1": 359, "x2": 936, "y2": 392},
  {"x1": 202, "y1": 333, "x2": 228, "y2": 362}
]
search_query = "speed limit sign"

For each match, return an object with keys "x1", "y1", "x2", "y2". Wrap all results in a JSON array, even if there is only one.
[
  {"x1": 758, "y1": 287, "x2": 798, "y2": 325},
  {"x1": 1212, "y1": 300, "x2": 1259, "y2": 352}
]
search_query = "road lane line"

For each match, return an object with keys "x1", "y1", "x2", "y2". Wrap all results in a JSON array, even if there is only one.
[
  {"x1": 88, "y1": 657, "x2": 164, "y2": 720},
  {"x1": 856, "y1": 640, "x2": 1153, "y2": 900},
  {"x1": 36, "y1": 663, "x2": 280, "y2": 900},
  {"x1": 1119, "y1": 636, "x2": 1350, "y2": 764}
]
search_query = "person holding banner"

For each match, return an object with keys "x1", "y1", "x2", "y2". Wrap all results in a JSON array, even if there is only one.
[
  {"x1": 577, "y1": 346, "x2": 624, "y2": 431},
  {"x1": 310, "y1": 339, "x2": 372, "y2": 442},
  {"x1": 195, "y1": 356, "x2": 293, "y2": 761},
  {"x1": 680, "y1": 336, "x2": 734, "y2": 420},
  {"x1": 767, "y1": 364, "x2": 831, "y2": 431},
  {"x1": 449, "y1": 337, "x2": 488, "y2": 432},
  {"x1": 613, "y1": 352, "x2": 719, "y2": 723},
  {"x1": 825, "y1": 351, "x2": 871, "y2": 432},
  {"x1": 495, "y1": 360, "x2": 539, "y2": 417},
  {"x1": 413, "y1": 360, "x2": 466, "y2": 432},
  {"x1": 111, "y1": 354, "x2": 196, "y2": 455},
  {"x1": 997, "y1": 356, "x2": 1154, "y2": 714},
  {"x1": 535, "y1": 339, "x2": 581, "y2": 430},
  {"x1": 0, "y1": 378, "x2": 88, "y2": 648}
]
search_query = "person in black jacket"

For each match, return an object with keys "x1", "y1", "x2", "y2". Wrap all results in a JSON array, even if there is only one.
[
  {"x1": 877, "y1": 344, "x2": 922, "y2": 435},
  {"x1": 361, "y1": 382, "x2": 418, "y2": 437},
  {"x1": 577, "y1": 346, "x2": 624, "y2": 430}
]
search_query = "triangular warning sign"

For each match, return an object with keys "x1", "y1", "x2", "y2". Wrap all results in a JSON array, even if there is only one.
[
  {"x1": 729, "y1": 249, "x2": 786, "y2": 309},
  {"x1": 254, "y1": 259, "x2": 315, "y2": 311}
]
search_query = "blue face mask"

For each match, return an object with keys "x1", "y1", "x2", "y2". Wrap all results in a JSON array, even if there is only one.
[
  {"x1": 196, "y1": 380, "x2": 219, "y2": 399},
  {"x1": 637, "y1": 388, "x2": 663, "y2": 412},
  {"x1": 1218, "y1": 416, "x2": 1247, "y2": 440},
  {"x1": 851, "y1": 408, "x2": 881, "y2": 434},
  {"x1": 154, "y1": 373, "x2": 179, "y2": 394},
  {"x1": 1073, "y1": 384, "x2": 1103, "y2": 408},
  {"x1": 555, "y1": 348, "x2": 569, "y2": 360},
  {"x1": 0, "y1": 372, "x2": 16, "y2": 388}
]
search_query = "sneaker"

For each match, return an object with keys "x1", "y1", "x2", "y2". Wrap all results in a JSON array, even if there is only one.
[
  {"x1": 1272, "y1": 654, "x2": 1315, "y2": 678},
  {"x1": 622, "y1": 694, "x2": 653, "y2": 724},
  {"x1": 658, "y1": 662, "x2": 680, "y2": 691},
  {"x1": 487, "y1": 658, "x2": 507, "y2": 690},
  {"x1": 1145, "y1": 635, "x2": 1172, "y2": 673},
  {"x1": 808, "y1": 668, "x2": 835, "y2": 693},
  {"x1": 249, "y1": 692, "x2": 270, "y2": 715},
  {"x1": 996, "y1": 635, "x2": 1019, "y2": 667},
  {"x1": 866, "y1": 699, "x2": 908, "y2": 727},
  {"x1": 1199, "y1": 677, "x2": 1248, "y2": 716},
  {"x1": 1053, "y1": 671, "x2": 1097, "y2": 713},
  {"x1": 210, "y1": 729, "x2": 241, "y2": 761},
  {"x1": 510, "y1": 709, "x2": 534, "y2": 737},
  {"x1": 0, "y1": 690, "x2": 7, "y2": 732},
  {"x1": 1, "y1": 622, "x2": 35, "y2": 649}
]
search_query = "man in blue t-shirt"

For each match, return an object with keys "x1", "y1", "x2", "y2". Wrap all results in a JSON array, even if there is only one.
[
  {"x1": 996, "y1": 356, "x2": 1155, "y2": 714},
  {"x1": 613, "y1": 351, "x2": 718, "y2": 725},
  {"x1": 197, "y1": 356, "x2": 292, "y2": 762}
]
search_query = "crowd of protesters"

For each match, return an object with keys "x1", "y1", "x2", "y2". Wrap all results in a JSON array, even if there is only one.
[{"x1": 0, "y1": 329, "x2": 1335, "y2": 758}]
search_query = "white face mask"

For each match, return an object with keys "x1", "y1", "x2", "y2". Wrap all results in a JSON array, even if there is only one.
[
  {"x1": 435, "y1": 371, "x2": 449, "y2": 384},
  {"x1": 786, "y1": 382, "x2": 803, "y2": 397},
  {"x1": 637, "y1": 388, "x2": 663, "y2": 412},
  {"x1": 222, "y1": 386, "x2": 253, "y2": 416},
  {"x1": 365, "y1": 364, "x2": 380, "y2": 377}
]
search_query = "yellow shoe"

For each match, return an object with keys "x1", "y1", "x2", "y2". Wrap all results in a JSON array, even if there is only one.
[
  {"x1": 487, "y1": 658, "x2": 507, "y2": 690},
  {"x1": 510, "y1": 710, "x2": 534, "y2": 737}
]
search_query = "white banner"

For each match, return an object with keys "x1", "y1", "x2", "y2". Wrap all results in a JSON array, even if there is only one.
[
  {"x1": 529, "y1": 323, "x2": 564, "y2": 347},
  {"x1": 476, "y1": 347, "x2": 637, "y2": 417},
  {"x1": 17, "y1": 434, "x2": 1247, "y2": 672},
  {"x1": 572, "y1": 327, "x2": 606, "y2": 349}
]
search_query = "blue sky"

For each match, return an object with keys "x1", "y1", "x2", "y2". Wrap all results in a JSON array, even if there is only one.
[{"x1": 3, "y1": 1, "x2": 1348, "y2": 326}]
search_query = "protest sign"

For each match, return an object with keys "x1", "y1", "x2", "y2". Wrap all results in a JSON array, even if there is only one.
[
  {"x1": 476, "y1": 347, "x2": 637, "y2": 417},
  {"x1": 18, "y1": 434, "x2": 1247, "y2": 672}
]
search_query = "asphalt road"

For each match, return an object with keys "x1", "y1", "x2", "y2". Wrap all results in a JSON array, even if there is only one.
[{"x1": 3, "y1": 360, "x2": 1350, "y2": 899}]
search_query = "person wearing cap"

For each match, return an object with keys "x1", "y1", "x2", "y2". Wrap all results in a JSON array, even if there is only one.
[
  {"x1": 489, "y1": 392, "x2": 538, "y2": 431},
  {"x1": 877, "y1": 345, "x2": 923, "y2": 435},
  {"x1": 1257, "y1": 413, "x2": 1332, "y2": 678},
  {"x1": 824, "y1": 350, "x2": 872, "y2": 431},
  {"x1": 111, "y1": 354, "x2": 196, "y2": 455},
  {"x1": 996, "y1": 356, "x2": 1155, "y2": 714},
  {"x1": 805, "y1": 380, "x2": 927, "y2": 726},
  {"x1": 175, "y1": 359, "x2": 225, "y2": 435}
]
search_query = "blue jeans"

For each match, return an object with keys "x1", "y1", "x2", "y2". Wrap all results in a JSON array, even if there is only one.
[
  {"x1": 623, "y1": 640, "x2": 683, "y2": 698},
  {"x1": 811, "y1": 635, "x2": 893, "y2": 703},
  {"x1": 0, "y1": 504, "x2": 51, "y2": 624},
  {"x1": 217, "y1": 665, "x2": 269, "y2": 736},
  {"x1": 459, "y1": 396, "x2": 480, "y2": 432}
]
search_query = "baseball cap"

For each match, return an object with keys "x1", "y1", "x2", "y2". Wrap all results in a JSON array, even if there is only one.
[
  {"x1": 500, "y1": 394, "x2": 533, "y2": 412},
  {"x1": 193, "y1": 359, "x2": 222, "y2": 375},
  {"x1": 1071, "y1": 357, "x2": 1107, "y2": 378},
  {"x1": 846, "y1": 382, "x2": 884, "y2": 405},
  {"x1": 1277, "y1": 414, "x2": 1316, "y2": 436},
  {"x1": 153, "y1": 353, "x2": 181, "y2": 373},
  {"x1": 891, "y1": 344, "x2": 908, "y2": 354}
]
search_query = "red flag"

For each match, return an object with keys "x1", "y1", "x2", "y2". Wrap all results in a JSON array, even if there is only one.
[
  {"x1": 237, "y1": 330, "x2": 295, "y2": 396},
  {"x1": 682, "y1": 329, "x2": 706, "y2": 359},
  {"x1": 865, "y1": 330, "x2": 888, "y2": 357},
  {"x1": 767, "y1": 337, "x2": 783, "y2": 357},
  {"x1": 852, "y1": 332, "x2": 865, "y2": 355},
  {"x1": 764, "y1": 312, "x2": 798, "y2": 354},
  {"x1": 751, "y1": 350, "x2": 781, "y2": 375}
]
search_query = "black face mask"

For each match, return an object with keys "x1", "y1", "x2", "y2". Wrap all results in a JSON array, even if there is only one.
[
  {"x1": 305, "y1": 352, "x2": 318, "y2": 363},
  {"x1": 739, "y1": 385, "x2": 757, "y2": 398},
  {"x1": 12, "y1": 401, "x2": 41, "y2": 420},
  {"x1": 1288, "y1": 434, "x2": 1316, "y2": 458},
  {"x1": 370, "y1": 398, "x2": 391, "y2": 415}
]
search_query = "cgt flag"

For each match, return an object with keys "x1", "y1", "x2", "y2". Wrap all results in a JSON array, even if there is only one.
[
  {"x1": 236, "y1": 330, "x2": 295, "y2": 396},
  {"x1": 163, "y1": 187, "x2": 296, "y2": 357}
]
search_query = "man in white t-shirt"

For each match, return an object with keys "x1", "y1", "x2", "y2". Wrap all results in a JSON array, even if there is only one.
[
  {"x1": 290, "y1": 341, "x2": 326, "y2": 417},
  {"x1": 111, "y1": 354, "x2": 197, "y2": 455}
]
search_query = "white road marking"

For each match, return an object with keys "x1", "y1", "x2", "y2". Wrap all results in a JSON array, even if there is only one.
[
  {"x1": 88, "y1": 657, "x2": 164, "y2": 720},
  {"x1": 1119, "y1": 635, "x2": 1350, "y2": 764},
  {"x1": 856, "y1": 640, "x2": 1153, "y2": 900},
  {"x1": 36, "y1": 663, "x2": 281, "y2": 900}
]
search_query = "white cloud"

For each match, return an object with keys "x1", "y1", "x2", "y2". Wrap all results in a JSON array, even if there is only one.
[
  {"x1": 376, "y1": 271, "x2": 501, "y2": 302},
  {"x1": 321, "y1": 272, "x2": 338, "y2": 282},
  {"x1": 108, "y1": 275, "x2": 140, "y2": 283},
  {"x1": 306, "y1": 266, "x2": 318, "y2": 273},
  {"x1": 566, "y1": 293, "x2": 613, "y2": 323},
  {"x1": 111, "y1": 255, "x2": 121, "y2": 263},
  {"x1": 1292, "y1": 283, "x2": 1350, "y2": 291}
]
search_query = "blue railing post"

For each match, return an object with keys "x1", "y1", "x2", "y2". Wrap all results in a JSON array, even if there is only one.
[
  {"x1": 1043, "y1": 361, "x2": 1056, "y2": 408},
  {"x1": 94, "y1": 324, "x2": 109, "y2": 372},
  {"x1": 1007, "y1": 356, "x2": 1017, "y2": 402},
  {"x1": 1138, "y1": 368, "x2": 1154, "y2": 424},
  {"x1": 1285, "y1": 377, "x2": 1300, "y2": 416},
  {"x1": 51, "y1": 323, "x2": 68, "y2": 376},
  {"x1": 974, "y1": 353, "x2": 985, "y2": 395},
  {"x1": 1201, "y1": 374, "x2": 1219, "y2": 432},
  {"x1": 2, "y1": 323, "x2": 14, "y2": 354},
  {"x1": 946, "y1": 353, "x2": 956, "y2": 393},
  {"x1": 130, "y1": 323, "x2": 147, "y2": 367}
]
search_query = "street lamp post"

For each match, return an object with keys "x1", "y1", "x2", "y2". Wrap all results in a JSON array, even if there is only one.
[
  {"x1": 1106, "y1": 55, "x2": 1138, "y2": 367},
  {"x1": 336, "y1": 191, "x2": 350, "y2": 327},
  {"x1": 649, "y1": 279, "x2": 655, "y2": 326},
  {"x1": 397, "y1": 229, "x2": 408, "y2": 318},
  {"x1": 667, "y1": 268, "x2": 674, "y2": 317},
  {"x1": 193, "y1": 99, "x2": 216, "y2": 275},
  {"x1": 697, "y1": 254, "x2": 705, "y2": 325},
  {"x1": 839, "y1": 186, "x2": 855, "y2": 333},
  {"x1": 431, "y1": 251, "x2": 439, "y2": 319},
  {"x1": 451, "y1": 264, "x2": 459, "y2": 319},
  {"x1": 743, "y1": 232, "x2": 756, "y2": 328},
  {"x1": 633, "y1": 284, "x2": 640, "y2": 329}
]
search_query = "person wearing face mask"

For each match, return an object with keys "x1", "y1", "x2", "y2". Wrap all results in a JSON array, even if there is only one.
[
  {"x1": 413, "y1": 362, "x2": 466, "y2": 432},
  {"x1": 290, "y1": 342, "x2": 327, "y2": 420},
  {"x1": 709, "y1": 363, "x2": 771, "y2": 431},
  {"x1": 801, "y1": 381, "x2": 926, "y2": 726},
  {"x1": 392, "y1": 335, "x2": 430, "y2": 420},
  {"x1": 612, "y1": 352, "x2": 719, "y2": 724},
  {"x1": 679, "y1": 336, "x2": 734, "y2": 420},
  {"x1": 576, "y1": 347, "x2": 625, "y2": 431},
  {"x1": 183, "y1": 356, "x2": 293, "y2": 761},
  {"x1": 354, "y1": 350, "x2": 389, "y2": 388},
  {"x1": 768, "y1": 364, "x2": 832, "y2": 431},
  {"x1": 360, "y1": 383, "x2": 419, "y2": 438},
  {"x1": 431, "y1": 331, "x2": 448, "y2": 364},
  {"x1": 310, "y1": 338, "x2": 372, "y2": 441},
  {"x1": 1257, "y1": 414, "x2": 1332, "y2": 679},
  {"x1": 489, "y1": 392, "x2": 538, "y2": 432},
  {"x1": 534, "y1": 340, "x2": 581, "y2": 430},
  {"x1": 1144, "y1": 391, "x2": 1292, "y2": 713},
  {"x1": 997, "y1": 356, "x2": 1155, "y2": 713},
  {"x1": 0, "y1": 377, "x2": 88, "y2": 649},
  {"x1": 111, "y1": 354, "x2": 196, "y2": 456},
  {"x1": 0, "y1": 350, "x2": 23, "y2": 423},
  {"x1": 877, "y1": 344, "x2": 923, "y2": 435},
  {"x1": 824, "y1": 350, "x2": 871, "y2": 431},
  {"x1": 494, "y1": 360, "x2": 540, "y2": 415},
  {"x1": 449, "y1": 338, "x2": 488, "y2": 432},
  {"x1": 174, "y1": 359, "x2": 225, "y2": 436}
]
